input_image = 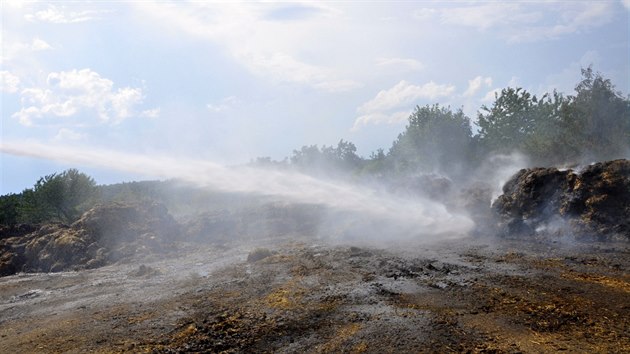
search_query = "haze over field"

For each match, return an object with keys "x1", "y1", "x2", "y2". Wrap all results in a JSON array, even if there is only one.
[{"x1": 2, "y1": 1, "x2": 630, "y2": 193}]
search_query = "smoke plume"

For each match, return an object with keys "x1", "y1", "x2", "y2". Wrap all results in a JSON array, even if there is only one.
[{"x1": 1, "y1": 141, "x2": 474, "y2": 241}]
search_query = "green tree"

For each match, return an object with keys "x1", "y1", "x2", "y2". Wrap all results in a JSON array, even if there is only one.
[
  {"x1": 290, "y1": 140, "x2": 363, "y2": 174},
  {"x1": 323, "y1": 140, "x2": 362, "y2": 170},
  {"x1": 361, "y1": 148, "x2": 387, "y2": 176},
  {"x1": 477, "y1": 87, "x2": 539, "y2": 153},
  {"x1": 0, "y1": 194, "x2": 21, "y2": 226},
  {"x1": 521, "y1": 90, "x2": 574, "y2": 164},
  {"x1": 290, "y1": 145, "x2": 323, "y2": 169},
  {"x1": 561, "y1": 67, "x2": 630, "y2": 161},
  {"x1": 476, "y1": 68, "x2": 629, "y2": 164},
  {"x1": 21, "y1": 169, "x2": 99, "y2": 224},
  {"x1": 388, "y1": 104, "x2": 473, "y2": 176}
]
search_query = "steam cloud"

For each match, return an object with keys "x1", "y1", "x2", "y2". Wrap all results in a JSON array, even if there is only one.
[{"x1": 1, "y1": 141, "x2": 474, "y2": 240}]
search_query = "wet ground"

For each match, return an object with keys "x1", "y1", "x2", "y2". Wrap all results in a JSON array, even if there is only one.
[{"x1": 0, "y1": 235, "x2": 628, "y2": 353}]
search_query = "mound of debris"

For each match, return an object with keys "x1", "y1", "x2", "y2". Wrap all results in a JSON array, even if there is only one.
[
  {"x1": 493, "y1": 159, "x2": 630, "y2": 241},
  {"x1": 0, "y1": 224, "x2": 38, "y2": 241},
  {"x1": 0, "y1": 202, "x2": 180, "y2": 276}
]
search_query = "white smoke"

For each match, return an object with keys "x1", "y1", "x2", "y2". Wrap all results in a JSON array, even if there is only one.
[
  {"x1": 473, "y1": 152, "x2": 529, "y2": 203},
  {"x1": 1, "y1": 141, "x2": 474, "y2": 241}
]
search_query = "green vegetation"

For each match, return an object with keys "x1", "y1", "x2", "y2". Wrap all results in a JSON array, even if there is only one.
[
  {"x1": 388, "y1": 104, "x2": 473, "y2": 177},
  {"x1": 289, "y1": 140, "x2": 362, "y2": 175},
  {"x1": 1, "y1": 169, "x2": 98, "y2": 226},
  {"x1": 477, "y1": 68, "x2": 629, "y2": 164},
  {"x1": 1, "y1": 67, "x2": 628, "y2": 227}
]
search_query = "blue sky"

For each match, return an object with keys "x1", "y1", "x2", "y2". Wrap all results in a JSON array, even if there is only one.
[{"x1": 1, "y1": 0, "x2": 629, "y2": 194}]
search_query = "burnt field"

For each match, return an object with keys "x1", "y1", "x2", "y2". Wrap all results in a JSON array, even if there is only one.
[
  {"x1": 0, "y1": 236, "x2": 628, "y2": 353},
  {"x1": 0, "y1": 160, "x2": 628, "y2": 353}
]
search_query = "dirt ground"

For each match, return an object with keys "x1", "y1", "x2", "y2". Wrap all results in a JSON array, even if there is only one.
[{"x1": 0, "y1": 235, "x2": 628, "y2": 353}]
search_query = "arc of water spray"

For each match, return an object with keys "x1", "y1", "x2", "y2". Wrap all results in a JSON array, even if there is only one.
[{"x1": 1, "y1": 141, "x2": 474, "y2": 238}]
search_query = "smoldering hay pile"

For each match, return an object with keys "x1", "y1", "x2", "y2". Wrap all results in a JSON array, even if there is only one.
[{"x1": 492, "y1": 159, "x2": 630, "y2": 241}]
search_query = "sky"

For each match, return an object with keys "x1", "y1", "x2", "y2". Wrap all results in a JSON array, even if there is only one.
[{"x1": 1, "y1": 0, "x2": 629, "y2": 194}]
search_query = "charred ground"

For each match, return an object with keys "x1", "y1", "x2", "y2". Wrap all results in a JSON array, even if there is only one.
[{"x1": 0, "y1": 236, "x2": 627, "y2": 353}]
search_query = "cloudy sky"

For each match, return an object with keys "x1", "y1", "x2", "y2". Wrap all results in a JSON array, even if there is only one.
[{"x1": 1, "y1": 0, "x2": 629, "y2": 193}]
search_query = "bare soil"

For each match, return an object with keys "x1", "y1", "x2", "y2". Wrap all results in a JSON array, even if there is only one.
[{"x1": 0, "y1": 236, "x2": 628, "y2": 353}]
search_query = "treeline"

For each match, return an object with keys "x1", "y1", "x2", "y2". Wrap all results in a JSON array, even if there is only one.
[
  {"x1": 0, "y1": 171, "x2": 175, "y2": 226},
  {"x1": 0, "y1": 169, "x2": 99, "y2": 227},
  {"x1": 254, "y1": 67, "x2": 630, "y2": 178},
  {"x1": 1, "y1": 67, "x2": 628, "y2": 226}
]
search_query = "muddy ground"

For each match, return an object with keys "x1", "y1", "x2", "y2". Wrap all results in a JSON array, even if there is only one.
[{"x1": 0, "y1": 234, "x2": 628, "y2": 353}]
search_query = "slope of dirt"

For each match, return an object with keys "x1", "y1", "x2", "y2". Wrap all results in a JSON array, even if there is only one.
[
  {"x1": 1, "y1": 236, "x2": 628, "y2": 353},
  {"x1": 0, "y1": 201, "x2": 327, "y2": 277}
]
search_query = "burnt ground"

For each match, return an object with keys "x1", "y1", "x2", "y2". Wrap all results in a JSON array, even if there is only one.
[{"x1": 0, "y1": 235, "x2": 627, "y2": 353}]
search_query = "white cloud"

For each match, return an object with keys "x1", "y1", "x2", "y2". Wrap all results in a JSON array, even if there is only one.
[
  {"x1": 207, "y1": 96, "x2": 238, "y2": 112},
  {"x1": 352, "y1": 80, "x2": 455, "y2": 130},
  {"x1": 509, "y1": 3, "x2": 616, "y2": 42},
  {"x1": 3, "y1": 0, "x2": 28, "y2": 9},
  {"x1": 358, "y1": 80, "x2": 455, "y2": 114},
  {"x1": 54, "y1": 128, "x2": 86, "y2": 142},
  {"x1": 1, "y1": 37, "x2": 53, "y2": 63},
  {"x1": 463, "y1": 76, "x2": 493, "y2": 97},
  {"x1": 568, "y1": 2, "x2": 616, "y2": 27},
  {"x1": 140, "y1": 108, "x2": 160, "y2": 118},
  {"x1": 352, "y1": 111, "x2": 410, "y2": 131},
  {"x1": 12, "y1": 69, "x2": 145, "y2": 126},
  {"x1": 314, "y1": 79, "x2": 362, "y2": 93},
  {"x1": 133, "y1": 2, "x2": 360, "y2": 93},
  {"x1": 0, "y1": 71, "x2": 21, "y2": 93},
  {"x1": 25, "y1": 5, "x2": 107, "y2": 24},
  {"x1": 264, "y1": 4, "x2": 333, "y2": 21},
  {"x1": 433, "y1": 2, "x2": 616, "y2": 43},
  {"x1": 413, "y1": 8, "x2": 438, "y2": 21},
  {"x1": 110, "y1": 87, "x2": 143, "y2": 119},
  {"x1": 623, "y1": 0, "x2": 630, "y2": 10},
  {"x1": 241, "y1": 52, "x2": 360, "y2": 92},
  {"x1": 440, "y1": 3, "x2": 540, "y2": 30},
  {"x1": 31, "y1": 38, "x2": 53, "y2": 51},
  {"x1": 375, "y1": 57, "x2": 424, "y2": 71}
]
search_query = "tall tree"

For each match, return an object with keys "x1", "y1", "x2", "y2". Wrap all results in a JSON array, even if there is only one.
[
  {"x1": 477, "y1": 87, "x2": 539, "y2": 153},
  {"x1": 521, "y1": 90, "x2": 574, "y2": 164},
  {"x1": 361, "y1": 148, "x2": 387, "y2": 176},
  {"x1": 0, "y1": 194, "x2": 21, "y2": 226},
  {"x1": 389, "y1": 104, "x2": 473, "y2": 176},
  {"x1": 21, "y1": 169, "x2": 99, "y2": 224},
  {"x1": 562, "y1": 67, "x2": 630, "y2": 161},
  {"x1": 290, "y1": 145, "x2": 323, "y2": 169},
  {"x1": 325, "y1": 140, "x2": 362, "y2": 170}
]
